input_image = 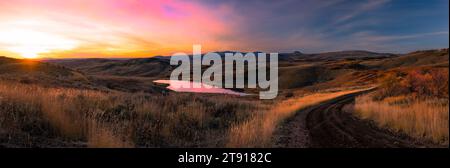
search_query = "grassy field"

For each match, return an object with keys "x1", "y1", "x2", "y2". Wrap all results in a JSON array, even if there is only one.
[
  {"x1": 354, "y1": 68, "x2": 449, "y2": 144},
  {"x1": 0, "y1": 81, "x2": 260, "y2": 147},
  {"x1": 0, "y1": 80, "x2": 371, "y2": 147},
  {"x1": 355, "y1": 94, "x2": 448, "y2": 144}
]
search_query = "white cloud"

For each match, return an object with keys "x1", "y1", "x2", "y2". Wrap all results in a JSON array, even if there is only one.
[{"x1": 335, "y1": 0, "x2": 391, "y2": 24}]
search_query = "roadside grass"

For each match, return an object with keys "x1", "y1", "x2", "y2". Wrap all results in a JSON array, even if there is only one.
[
  {"x1": 227, "y1": 88, "x2": 370, "y2": 147},
  {"x1": 354, "y1": 68, "x2": 449, "y2": 144},
  {"x1": 355, "y1": 94, "x2": 449, "y2": 144}
]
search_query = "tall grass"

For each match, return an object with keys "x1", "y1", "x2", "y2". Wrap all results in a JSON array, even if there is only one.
[
  {"x1": 354, "y1": 68, "x2": 449, "y2": 144},
  {"x1": 354, "y1": 94, "x2": 449, "y2": 144},
  {"x1": 227, "y1": 88, "x2": 369, "y2": 147},
  {"x1": 0, "y1": 81, "x2": 257, "y2": 147}
]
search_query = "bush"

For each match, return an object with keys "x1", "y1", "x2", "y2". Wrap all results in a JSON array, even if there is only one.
[{"x1": 375, "y1": 68, "x2": 449, "y2": 100}]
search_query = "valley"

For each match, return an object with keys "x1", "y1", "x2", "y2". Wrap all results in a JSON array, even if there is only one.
[{"x1": 0, "y1": 49, "x2": 448, "y2": 147}]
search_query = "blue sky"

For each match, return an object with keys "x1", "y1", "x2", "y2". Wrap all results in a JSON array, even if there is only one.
[{"x1": 205, "y1": 0, "x2": 449, "y2": 53}]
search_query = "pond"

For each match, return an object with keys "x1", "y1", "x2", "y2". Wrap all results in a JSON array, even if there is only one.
[{"x1": 153, "y1": 80, "x2": 248, "y2": 96}]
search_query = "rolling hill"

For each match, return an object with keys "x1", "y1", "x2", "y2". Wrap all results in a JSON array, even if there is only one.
[
  {"x1": 46, "y1": 49, "x2": 448, "y2": 93},
  {"x1": 0, "y1": 56, "x2": 91, "y2": 88},
  {"x1": 1, "y1": 56, "x2": 167, "y2": 93},
  {"x1": 47, "y1": 58, "x2": 173, "y2": 78},
  {"x1": 361, "y1": 48, "x2": 449, "y2": 69}
]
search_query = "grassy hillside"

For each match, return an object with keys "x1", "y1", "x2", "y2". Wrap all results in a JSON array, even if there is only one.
[
  {"x1": 0, "y1": 56, "x2": 91, "y2": 88},
  {"x1": 48, "y1": 58, "x2": 173, "y2": 78},
  {"x1": 354, "y1": 68, "x2": 449, "y2": 144},
  {"x1": 1, "y1": 57, "x2": 167, "y2": 93},
  {"x1": 46, "y1": 49, "x2": 448, "y2": 94},
  {"x1": 362, "y1": 49, "x2": 449, "y2": 69},
  {"x1": 351, "y1": 49, "x2": 449, "y2": 144},
  {"x1": 0, "y1": 82, "x2": 258, "y2": 147}
]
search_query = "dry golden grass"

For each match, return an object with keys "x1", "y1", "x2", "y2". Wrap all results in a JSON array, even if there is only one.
[
  {"x1": 354, "y1": 94, "x2": 449, "y2": 144},
  {"x1": 227, "y1": 88, "x2": 370, "y2": 147},
  {"x1": 0, "y1": 82, "x2": 129, "y2": 147},
  {"x1": 0, "y1": 81, "x2": 257, "y2": 147},
  {"x1": 87, "y1": 121, "x2": 134, "y2": 148}
]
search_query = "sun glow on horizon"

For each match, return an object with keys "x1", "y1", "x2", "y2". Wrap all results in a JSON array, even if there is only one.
[
  {"x1": 0, "y1": 0, "x2": 448, "y2": 58},
  {"x1": 0, "y1": 28, "x2": 78, "y2": 59},
  {"x1": 0, "y1": 0, "x2": 239, "y2": 59}
]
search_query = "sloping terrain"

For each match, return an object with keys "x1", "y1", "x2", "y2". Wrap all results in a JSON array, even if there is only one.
[
  {"x1": 30, "y1": 48, "x2": 450, "y2": 95},
  {"x1": 1, "y1": 57, "x2": 167, "y2": 93},
  {"x1": 46, "y1": 49, "x2": 448, "y2": 93},
  {"x1": 0, "y1": 56, "x2": 91, "y2": 88},
  {"x1": 361, "y1": 49, "x2": 449, "y2": 69},
  {"x1": 280, "y1": 49, "x2": 448, "y2": 91},
  {"x1": 274, "y1": 48, "x2": 449, "y2": 148},
  {"x1": 48, "y1": 58, "x2": 173, "y2": 78},
  {"x1": 278, "y1": 50, "x2": 395, "y2": 62},
  {"x1": 304, "y1": 50, "x2": 395, "y2": 61}
]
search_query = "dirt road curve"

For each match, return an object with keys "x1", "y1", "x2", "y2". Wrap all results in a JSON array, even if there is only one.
[{"x1": 273, "y1": 91, "x2": 436, "y2": 148}]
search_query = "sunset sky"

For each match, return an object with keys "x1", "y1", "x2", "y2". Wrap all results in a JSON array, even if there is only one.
[{"x1": 0, "y1": 0, "x2": 448, "y2": 59}]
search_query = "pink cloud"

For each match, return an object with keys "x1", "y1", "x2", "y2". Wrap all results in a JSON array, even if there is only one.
[{"x1": 0, "y1": 0, "x2": 237, "y2": 57}]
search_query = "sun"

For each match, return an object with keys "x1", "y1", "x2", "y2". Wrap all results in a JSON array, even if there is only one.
[
  {"x1": 21, "y1": 51, "x2": 39, "y2": 59},
  {"x1": 0, "y1": 28, "x2": 78, "y2": 59}
]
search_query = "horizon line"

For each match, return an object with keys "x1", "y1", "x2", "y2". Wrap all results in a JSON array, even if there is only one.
[{"x1": 1, "y1": 47, "x2": 448, "y2": 60}]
